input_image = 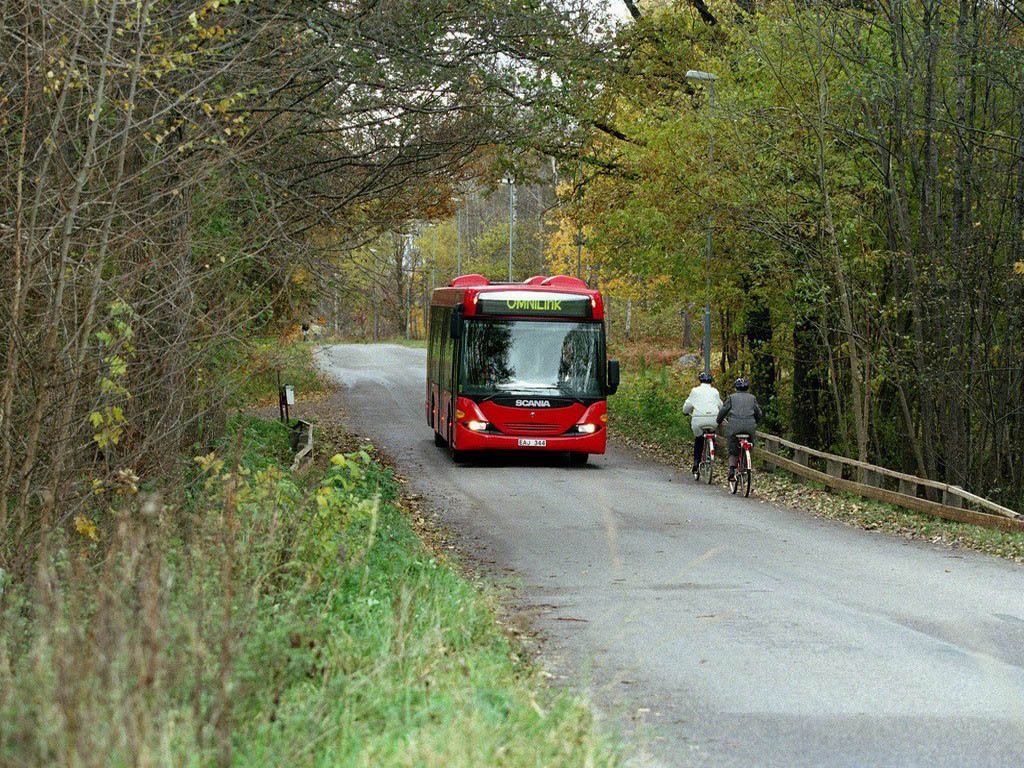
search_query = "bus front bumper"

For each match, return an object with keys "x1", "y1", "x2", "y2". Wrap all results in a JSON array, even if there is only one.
[{"x1": 453, "y1": 423, "x2": 606, "y2": 454}]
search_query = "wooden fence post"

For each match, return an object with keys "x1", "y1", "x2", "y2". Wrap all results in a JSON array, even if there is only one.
[
  {"x1": 898, "y1": 478, "x2": 918, "y2": 498},
  {"x1": 942, "y1": 488, "x2": 964, "y2": 509},
  {"x1": 857, "y1": 468, "x2": 881, "y2": 487},
  {"x1": 826, "y1": 459, "x2": 843, "y2": 480}
]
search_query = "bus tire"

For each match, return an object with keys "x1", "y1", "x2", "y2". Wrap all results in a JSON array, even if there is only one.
[
  {"x1": 446, "y1": 410, "x2": 464, "y2": 461},
  {"x1": 569, "y1": 452, "x2": 589, "y2": 467},
  {"x1": 434, "y1": 430, "x2": 446, "y2": 447},
  {"x1": 448, "y1": 440, "x2": 466, "y2": 463}
]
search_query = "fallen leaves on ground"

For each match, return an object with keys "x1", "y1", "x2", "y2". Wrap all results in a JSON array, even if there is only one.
[{"x1": 615, "y1": 432, "x2": 1024, "y2": 565}]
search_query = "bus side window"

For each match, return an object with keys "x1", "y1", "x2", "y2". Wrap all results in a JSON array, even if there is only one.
[
  {"x1": 452, "y1": 308, "x2": 459, "y2": 390},
  {"x1": 439, "y1": 307, "x2": 450, "y2": 392},
  {"x1": 428, "y1": 306, "x2": 439, "y2": 384}
]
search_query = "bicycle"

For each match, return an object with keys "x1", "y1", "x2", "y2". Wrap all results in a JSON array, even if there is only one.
[
  {"x1": 728, "y1": 433, "x2": 754, "y2": 497},
  {"x1": 696, "y1": 427, "x2": 716, "y2": 484}
]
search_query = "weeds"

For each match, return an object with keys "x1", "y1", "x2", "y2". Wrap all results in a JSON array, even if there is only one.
[
  {"x1": 609, "y1": 362, "x2": 694, "y2": 454},
  {"x1": 0, "y1": 418, "x2": 619, "y2": 767},
  {"x1": 206, "y1": 337, "x2": 331, "y2": 409}
]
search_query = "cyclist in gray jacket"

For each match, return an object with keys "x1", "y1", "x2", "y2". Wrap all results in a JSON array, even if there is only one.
[{"x1": 716, "y1": 378, "x2": 762, "y2": 480}]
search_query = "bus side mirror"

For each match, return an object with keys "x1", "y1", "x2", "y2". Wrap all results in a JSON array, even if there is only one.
[
  {"x1": 450, "y1": 310, "x2": 463, "y2": 339},
  {"x1": 607, "y1": 360, "x2": 620, "y2": 395}
]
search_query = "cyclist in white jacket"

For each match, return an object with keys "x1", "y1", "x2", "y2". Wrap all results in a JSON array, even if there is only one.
[{"x1": 683, "y1": 372, "x2": 723, "y2": 479}]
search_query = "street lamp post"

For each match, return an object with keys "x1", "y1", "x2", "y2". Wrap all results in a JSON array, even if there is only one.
[
  {"x1": 455, "y1": 204, "x2": 462, "y2": 277},
  {"x1": 504, "y1": 176, "x2": 515, "y2": 282},
  {"x1": 685, "y1": 69, "x2": 717, "y2": 378},
  {"x1": 368, "y1": 247, "x2": 379, "y2": 340},
  {"x1": 405, "y1": 234, "x2": 414, "y2": 339},
  {"x1": 574, "y1": 231, "x2": 586, "y2": 279},
  {"x1": 575, "y1": 158, "x2": 585, "y2": 280}
]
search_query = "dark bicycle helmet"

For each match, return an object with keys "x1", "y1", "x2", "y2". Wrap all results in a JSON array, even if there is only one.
[
  {"x1": 698, "y1": 372, "x2": 713, "y2": 384},
  {"x1": 734, "y1": 377, "x2": 749, "y2": 391}
]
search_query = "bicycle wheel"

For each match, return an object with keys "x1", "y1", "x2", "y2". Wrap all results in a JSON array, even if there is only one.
[
  {"x1": 743, "y1": 448, "x2": 753, "y2": 497},
  {"x1": 700, "y1": 440, "x2": 713, "y2": 484}
]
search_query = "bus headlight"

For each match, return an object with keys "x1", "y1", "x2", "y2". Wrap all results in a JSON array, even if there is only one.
[
  {"x1": 466, "y1": 420, "x2": 489, "y2": 432},
  {"x1": 576, "y1": 423, "x2": 598, "y2": 434}
]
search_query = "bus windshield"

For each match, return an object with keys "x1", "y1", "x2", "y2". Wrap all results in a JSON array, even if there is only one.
[{"x1": 460, "y1": 319, "x2": 603, "y2": 399}]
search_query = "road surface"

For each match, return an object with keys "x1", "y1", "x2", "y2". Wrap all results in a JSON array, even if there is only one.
[{"x1": 317, "y1": 343, "x2": 1024, "y2": 767}]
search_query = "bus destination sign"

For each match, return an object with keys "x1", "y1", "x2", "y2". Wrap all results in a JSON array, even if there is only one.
[{"x1": 476, "y1": 290, "x2": 591, "y2": 318}]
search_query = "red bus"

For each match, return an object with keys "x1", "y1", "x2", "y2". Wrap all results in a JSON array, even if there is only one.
[{"x1": 426, "y1": 274, "x2": 620, "y2": 465}]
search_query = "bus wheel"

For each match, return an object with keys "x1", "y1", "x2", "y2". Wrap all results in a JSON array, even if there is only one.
[
  {"x1": 569, "y1": 452, "x2": 589, "y2": 467},
  {"x1": 446, "y1": 411, "x2": 464, "y2": 461},
  {"x1": 432, "y1": 401, "x2": 445, "y2": 446}
]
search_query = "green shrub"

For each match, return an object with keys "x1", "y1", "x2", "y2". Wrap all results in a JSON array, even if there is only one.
[
  {"x1": 1, "y1": 425, "x2": 619, "y2": 768},
  {"x1": 205, "y1": 338, "x2": 329, "y2": 409},
  {"x1": 610, "y1": 363, "x2": 695, "y2": 454}
]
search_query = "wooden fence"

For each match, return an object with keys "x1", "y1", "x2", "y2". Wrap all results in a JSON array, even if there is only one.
[{"x1": 718, "y1": 432, "x2": 1024, "y2": 534}]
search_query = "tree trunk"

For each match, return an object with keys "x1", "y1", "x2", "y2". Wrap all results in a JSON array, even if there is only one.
[
  {"x1": 745, "y1": 302, "x2": 774, "y2": 420},
  {"x1": 791, "y1": 313, "x2": 822, "y2": 447},
  {"x1": 813, "y1": 8, "x2": 869, "y2": 462}
]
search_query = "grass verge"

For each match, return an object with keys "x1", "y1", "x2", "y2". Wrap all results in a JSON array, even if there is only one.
[
  {"x1": 208, "y1": 336, "x2": 332, "y2": 408},
  {"x1": 608, "y1": 362, "x2": 695, "y2": 456},
  {"x1": 610, "y1": 361, "x2": 1024, "y2": 564},
  {"x1": 0, "y1": 415, "x2": 619, "y2": 767}
]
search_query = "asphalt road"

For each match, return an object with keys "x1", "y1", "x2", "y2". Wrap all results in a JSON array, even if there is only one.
[{"x1": 316, "y1": 343, "x2": 1024, "y2": 768}]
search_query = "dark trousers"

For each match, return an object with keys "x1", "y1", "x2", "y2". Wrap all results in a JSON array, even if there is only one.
[
  {"x1": 728, "y1": 431, "x2": 757, "y2": 457},
  {"x1": 693, "y1": 435, "x2": 704, "y2": 469}
]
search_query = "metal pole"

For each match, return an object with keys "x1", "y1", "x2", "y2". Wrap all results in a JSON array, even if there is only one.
[
  {"x1": 508, "y1": 180, "x2": 515, "y2": 282},
  {"x1": 431, "y1": 225, "x2": 438, "y2": 292},
  {"x1": 456, "y1": 206, "x2": 462, "y2": 276},
  {"x1": 277, "y1": 370, "x2": 284, "y2": 422},
  {"x1": 406, "y1": 235, "x2": 413, "y2": 339},
  {"x1": 576, "y1": 159, "x2": 583, "y2": 279},
  {"x1": 406, "y1": 274, "x2": 412, "y2": 339},
  {"x1": 576, "y1": 232, "x2": 582, "y2": 279},
  {"x1": 703, "y1": 82, "x2": 715, "y2": 377}
]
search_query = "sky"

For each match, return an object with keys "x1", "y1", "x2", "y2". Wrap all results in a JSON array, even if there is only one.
[{"x1": 606, "y1": 0, "x2": 632, "y2": 19}]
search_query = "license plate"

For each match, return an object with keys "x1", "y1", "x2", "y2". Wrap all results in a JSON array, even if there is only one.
[{"x1": 518, "y1": 438, "x2": 547, "y2": 448}]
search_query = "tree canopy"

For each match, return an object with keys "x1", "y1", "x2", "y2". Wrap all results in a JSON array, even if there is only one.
[{"x1": 555, "y1": 0, "x2": 1024, "y2": 506}]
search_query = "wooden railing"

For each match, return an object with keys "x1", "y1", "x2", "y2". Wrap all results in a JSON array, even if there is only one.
[{"x1": 718, "y1": 432, "x2": 1024, "y2": 534}]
